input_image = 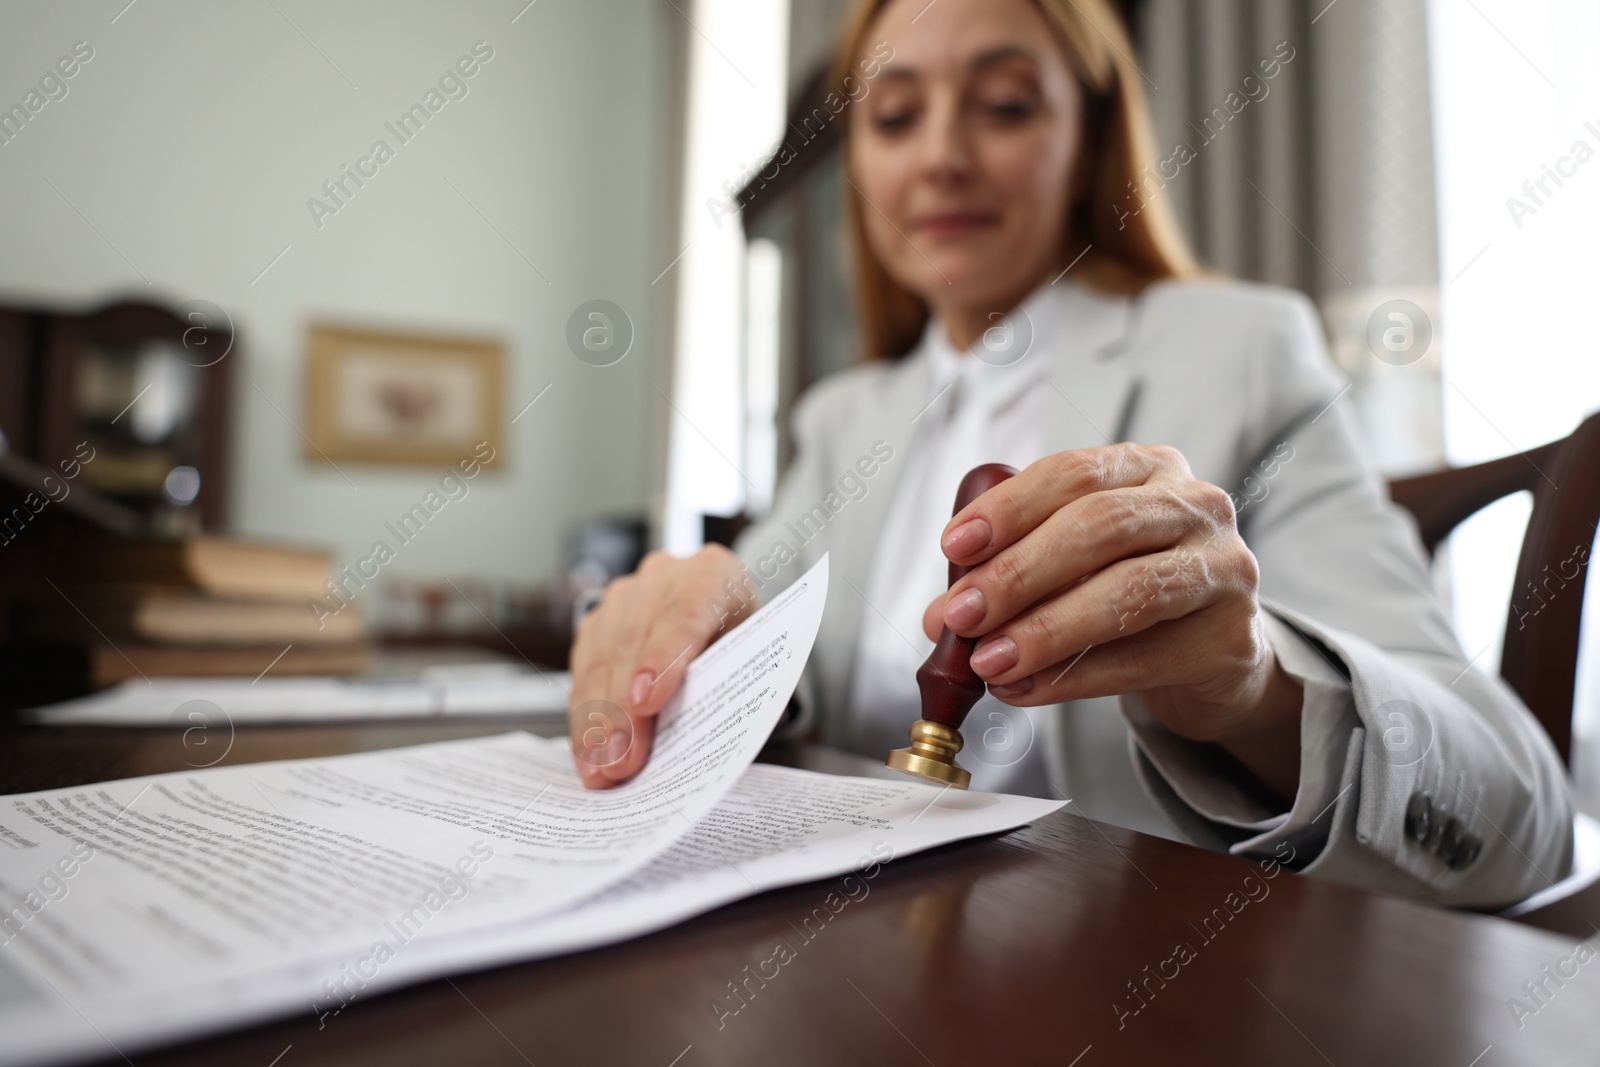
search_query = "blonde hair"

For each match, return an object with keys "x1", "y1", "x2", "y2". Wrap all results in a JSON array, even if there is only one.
[{"x1": 831, "y1": 0, "x2": 1197, "y2": 360}]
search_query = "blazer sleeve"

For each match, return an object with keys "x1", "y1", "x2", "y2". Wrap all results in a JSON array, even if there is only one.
[{"x1": 1122, "y1": 292, "x2": 1574, "y2": 908}]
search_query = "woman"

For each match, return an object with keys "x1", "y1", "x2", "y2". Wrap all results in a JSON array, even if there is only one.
[{"x1": 567, "y1": 0, "x2": 1573, "y2": 907}]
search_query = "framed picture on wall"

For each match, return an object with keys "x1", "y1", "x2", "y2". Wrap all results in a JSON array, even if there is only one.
[{"x1": 305, "y1": 324, "x2": 504, "y2": 469}]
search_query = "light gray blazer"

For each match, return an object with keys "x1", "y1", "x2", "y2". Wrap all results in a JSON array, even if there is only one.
[{"x1": 733, "y1": 277, "x2": 1573, "y2": 908}]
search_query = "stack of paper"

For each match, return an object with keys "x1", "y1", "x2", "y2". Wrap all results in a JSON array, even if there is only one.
[
  {"x1": 25, "y1": 668, "x2": 572, "y2": 725},
  {"x1": 0, "y1": 558, "x2": 1061, "y2": 1066}
]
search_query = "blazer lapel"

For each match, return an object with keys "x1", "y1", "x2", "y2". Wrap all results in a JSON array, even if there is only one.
[{"x1": 1037, "y1": 282, "x2": 1142, "y2": 454}]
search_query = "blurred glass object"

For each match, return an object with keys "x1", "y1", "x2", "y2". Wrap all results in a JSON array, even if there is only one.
[
  {"x1": 162, "y1": 465, "x2": 201, "y2": 506},
  {"x1": 567, "y1": 518, "x2": 646, "y2": 587},
  {"x1": 75, "y1": 339, "x2": 206, "y2": 521},
  {"x1": 131, "y1": 342, "x2": 194, "y2": 444}
]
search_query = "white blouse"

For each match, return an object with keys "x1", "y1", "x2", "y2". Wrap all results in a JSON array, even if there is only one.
[{"x1": 845, "y1": 285, "x2": 1075, "y2": 797}]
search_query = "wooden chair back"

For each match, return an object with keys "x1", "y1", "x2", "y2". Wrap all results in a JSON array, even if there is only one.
[{"x1": 1389, "y1": 411, "x2": 1600, "y2": 764}]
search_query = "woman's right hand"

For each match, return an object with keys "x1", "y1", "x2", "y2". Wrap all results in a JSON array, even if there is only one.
[{"x1": 567, "y1": 544, "x2": 757, "y2": 788}]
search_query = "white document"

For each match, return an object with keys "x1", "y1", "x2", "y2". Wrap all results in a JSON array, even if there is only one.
[
  {"x1": 1, "y1": 764, "x2": 1060, "y2": 1065},
  {"x1": 26, "y1": 670, "x2": 573, "y2": 725},
  {"x1": 0, "y1": 555, "x2": 1062, "y2": 1065},
  {"x1": 328, "y1": 762, "x2": 1063, "y2": 1002}
]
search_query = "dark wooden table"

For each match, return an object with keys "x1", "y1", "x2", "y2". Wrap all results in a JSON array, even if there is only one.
[{"x1": 3, "y1": 719, "x2": 1596, "y2": 1067}]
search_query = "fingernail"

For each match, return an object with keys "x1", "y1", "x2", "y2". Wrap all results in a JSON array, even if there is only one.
[
  {"x1": 990, "y1": 677, "x2": 1033, "y2": 698},
  {"x1": 942, "y1": 519, "x2": 991, "y2": 559},
  {"x1": 943, "y1": 587, "x2": 986, "y2": 630},
  {"x1": 629, "y1": 670, "x2": 654, "y2": 707},
  {"x1": 969, "y1": 636, "x2": 1018, "y2": 678}
]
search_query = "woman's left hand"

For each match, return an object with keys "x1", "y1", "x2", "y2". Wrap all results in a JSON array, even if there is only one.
[{"x1": 920, "y1": 443, "x2": 1305, "y2": 799}]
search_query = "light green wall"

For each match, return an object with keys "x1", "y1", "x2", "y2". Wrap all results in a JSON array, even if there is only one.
[{"x1": 0, "y1": 0, "x2": 677, "y2": 585}]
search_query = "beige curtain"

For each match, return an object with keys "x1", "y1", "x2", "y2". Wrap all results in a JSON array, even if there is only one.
[{"x1": 1140, "y1": 0, "x2": 1444, "y2": 475}]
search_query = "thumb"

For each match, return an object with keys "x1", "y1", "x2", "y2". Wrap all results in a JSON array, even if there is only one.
[{"x1": 922, "y1": 592, "x2": 947, "y2": 642}]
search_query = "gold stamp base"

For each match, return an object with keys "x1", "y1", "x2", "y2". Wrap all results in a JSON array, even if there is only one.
[{"x1": 886, "y1": 719, "x2": 971, "y2": 790}]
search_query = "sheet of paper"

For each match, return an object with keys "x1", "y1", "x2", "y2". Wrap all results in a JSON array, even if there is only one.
[
  {"x1": 25, "y1": 671, "x2": 574, "y2": 725},
  {"x1": 0, "y1": 557, "x2": 830, "y2": 1066},
  {"x1": 2, "y1": 758, "x2": 1061, "y2": 1064},
  {"x1": 356, "y1": 762, "x2": 1064, "y2": 985}
]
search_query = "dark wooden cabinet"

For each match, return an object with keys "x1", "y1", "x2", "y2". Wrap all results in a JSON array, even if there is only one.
[{"x1": 0, "y1": 299, "x2": 233, "y2": 532}]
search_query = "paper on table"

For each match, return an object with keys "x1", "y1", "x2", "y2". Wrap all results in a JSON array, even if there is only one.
[
  {"x1": 3, "y1": 760, "x2": 1061, "y2": 1064},
  {"x1": 25, "y1": 671, "x2": 574, "y2": 725},
  {"x1": 0, "y1": 557, "x2": 829, "y2": 1066},
  {"x1": 349, "y1": 762, "x2": 1064, "y2": 989}
]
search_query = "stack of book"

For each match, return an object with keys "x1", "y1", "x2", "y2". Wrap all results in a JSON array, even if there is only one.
[{"x1": 33, "y1": 537, "x2": 371, "y2": 687}]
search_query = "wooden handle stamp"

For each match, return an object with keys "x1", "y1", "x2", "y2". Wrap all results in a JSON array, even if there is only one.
[{"x1": 886, "y1": 463, "x2": 1018, "y2": 789}]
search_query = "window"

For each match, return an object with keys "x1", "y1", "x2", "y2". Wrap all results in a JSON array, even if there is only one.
[
  {"x1": 662, "y1": 0, "x2": 790, "y2": 553},
  {"x1": 1427, "y1": 0, "x2": 1600, "y2": 792}
]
